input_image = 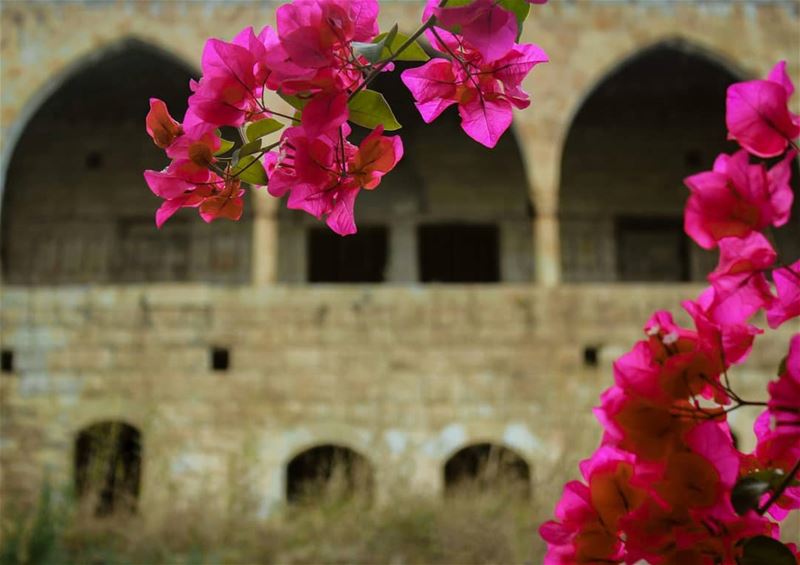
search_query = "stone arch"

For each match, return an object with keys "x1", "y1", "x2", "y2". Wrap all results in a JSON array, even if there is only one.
[
  {"x1": 74, "y1": 421, "x2": 142, "y2": 516},
  {"x1": 1, "y1": 37, "x2": 252, "y2": 284},
  {"x1": 285, "y1": 443, "x2": 375, "y2": 504},
  {"x1": 443, "y1": 442, "x2": 531, "y2": 496},
  {"x1": 275, "y1": 61, "x2": 535, "y2": 284},
  {"x1": 561, "y1": 37, "x2": 749, "y2": 141},
  {"x1": 0, "y1": 37, "x2": 197, "y2": 210},
  {"x1": 559, "y1": 39, "x2": 745, "y2": 283}
]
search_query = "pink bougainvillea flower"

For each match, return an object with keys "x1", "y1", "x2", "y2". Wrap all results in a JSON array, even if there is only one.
[
  {"x1": 682, "y1": 297, "x2": 762, "y2": 368},
  {"x1": 767, "y1": 259, "x2": 800, "y2": 328},
  {"x1": 164, "y1": 117, "x2": 222, "y2": 168},
  {"x1": 401, "y1": 42, "x2": 547, "y2": 148},
  {"x1": 187, "y1": 28, "x2": 275, "y2": 126},
  {"x1": 145, "y1": 98, "x2": 182, "y2": 149},
  {"x1": 271, "y1": 0, "x2": 379, "y2": 95},
  {"x1": 618, "y1": 308, "x2": 758, "y2": 405},
  {"x1": 594, "y1": 385, "x2": 706, "y2": 460},
  {"x1": 144, "y1": 159, "x2": 211, "y2": 201},
  {"x1": 266, "y1": 94, "x2": 402, "y2": 235},
  {"x1": 580, "y1": 446, "x2": 647, "y2": 534},
  {"x1": 695, "y1": 281, "x2": 773, "y2": 328},
  {"x1": 150, "y1": 174, "x2": 244, "y2": 228},
  {"x1": 540, "y1": 447, "x2": 646, "y2": 565},
  {"x1": 433, "y1": 0, "x2": 518, "y2": 63},
  {"x1": 727, "y1": 60, "x2": 800, "y2": 158},
  {"x1": 683, "y1": 149, "x2": 795, "y2": 249},
  {"x1": 751, "y1": 359, "x2": 800, "y2": 524},
  {"x1": 768, "y1": 333, "x2": 800, "y2": 437},
  {"x1": 698, "y1": 232, "x2": 777, "y2": 324},
  {"x1": 539, "y1": 481, "x2": 622, "y2": 565},
  {"x1": 276, "y1": 0, "x2": 378, "y2": 68}
]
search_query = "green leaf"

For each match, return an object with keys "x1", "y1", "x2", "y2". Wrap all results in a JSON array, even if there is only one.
[
  {"x1": 238, "y1": 139, "x2": 264, "y2": 158},
  {"x1": 745, "y1": 468, "x2": 789, "y2": 489},
  {"x1": 374, "y1": 31, "x2": 429, "y2": 62},
  {"x1": 731, "y1": 477, "x2": 771, "y2": 515},
  {"x1": 278, "y1": 91, "x2": 310, "y2": 111},
  {"x1": 382, "y1": 24, "x2": 399, "y2": 50},
  {"x1": 778, "y1": 354, "x2": 787, "y2": 376},
  {"x1": 232, "y1": 155, "x2": 267, "y2": 186},
  {"x1": 740, "y1": 536, "x2": 795, "y2": 565},
  {"x1": 214, "y1": 138, "x2": 235, "y2": 156},
  {"x1": 498, "y1": 0, "x2": 531, "y2": 33},
  {"x1": 246, "y1": 118, "x2": 284, "y2": 142},
  {"x1": 348, "y1": 89, "x2": 401, "y2": 131},
  {"x1": 352, "y1": 41, "x2": 385, "y2": 64}
]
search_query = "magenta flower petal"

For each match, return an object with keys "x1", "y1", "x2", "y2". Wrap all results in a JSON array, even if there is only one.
[
  {"x1": 726, "y1": 77, "x2": 799, "y2": 158},
  {"x1": 459, "y1": 94, "x2": 513, "y2": 148}
]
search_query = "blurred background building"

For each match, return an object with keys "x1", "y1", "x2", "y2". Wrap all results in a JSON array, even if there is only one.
[{"x1": 1, "y1": 0, "x2": 799, "y2": 528}]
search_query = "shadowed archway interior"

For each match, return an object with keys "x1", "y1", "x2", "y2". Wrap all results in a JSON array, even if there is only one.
[
  {"x1": 1, "y1": 40, "x2": 252, "y2": 284},
  {"x1": 276, "y1": 61, "x2": 534, "y2": 284},
  {"x1": 74, "y1": 421, "x2": 142, "y2": 516},
  {"x1": 443, "y1": 443, "x2": 531, "y2": 496},
  {"x1": 286, "y1": 444, "x2": 374, "y2": 504},
  {"x1": 560, "y1": 43, "x2": 747, "y2": 283}
]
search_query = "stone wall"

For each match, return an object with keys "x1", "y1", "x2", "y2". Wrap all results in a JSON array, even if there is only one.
[
  {"x1": 1, "y1": 0, "x2": 800, "y2": 519},
  {"x1": 2, "y1": 284, "x2": 798, "y2": 513},
  {"x1": 1, "y1": 0, "x2": 799, "y2": 284}
]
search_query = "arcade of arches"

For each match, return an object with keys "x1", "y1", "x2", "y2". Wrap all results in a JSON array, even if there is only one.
[
  {"x1": 1, "y1": 0, "x2": 798, "y2": 524},
  {"x1": 71, "y1": 430, "x2": 532, "y2": 511},
  {"x1": 3, "y1": 42, "x2": 794, "y2": 286}
]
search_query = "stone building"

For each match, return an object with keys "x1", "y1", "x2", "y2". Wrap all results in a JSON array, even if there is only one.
[{"x1": 1, "y1": 0, "x2": 799, "y2": 518}]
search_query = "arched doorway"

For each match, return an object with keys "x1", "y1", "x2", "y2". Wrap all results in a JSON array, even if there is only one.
[
  {"x1": 285, "y1": 444, "x2": 374, "y2": 504},
  {"x1": 1, "y1": 39, "x2": 252, "y2": 284},
  {"x1": 560, "y1": 42, "x2": 743, "y2": 282},
  {"x1": 74, "y1": 421, "x2": 142, "y2": 515},
  {"x1": 276, "y1": 62, "x2": 534, "y2": 284},
  {"x1": 443, "y1": 443, "x2": 530, "y2": 496}
]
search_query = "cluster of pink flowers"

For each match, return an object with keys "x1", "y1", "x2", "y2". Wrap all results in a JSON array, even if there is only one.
[
  {"x1": 402, "y1": 0, "x2": 548, "y2": 148},
  {"x1": 540, "y1": 62, "x2": 800, "y2": 564},
  {"x1": 144, "y1": 0, "x2": 548, "y2": 234}
]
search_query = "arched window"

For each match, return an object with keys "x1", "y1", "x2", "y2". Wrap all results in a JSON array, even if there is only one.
[
  {"x1": 286, "y1": 444, "x2": 374, "y2": 504},
  {"x1": 443, "y1": 443, "x2": 530, "y2": 496},
  {"x1": 276, "y1": 62, "x2": 534, "y2": 284},
  {"x1": 74, "y1": 421, "x2": 142, "y2": 515},
  {"x1": 560, "y1": 42, "x2": 743, "y2": 282},
  {"x1": 2, "y1": 40, "x2": 252, "y2": 284}
]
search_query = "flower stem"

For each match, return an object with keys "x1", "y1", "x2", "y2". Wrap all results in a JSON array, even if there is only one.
[
  {"x1": 349, "y1": 0, "x2": 449, "y2": 100},
  {"x1": 757, "y1": 458, "x2": 800, "y2": 515}
]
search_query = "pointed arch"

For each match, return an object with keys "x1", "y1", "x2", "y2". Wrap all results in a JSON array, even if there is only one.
[
  {"x1": 276, "y1": 61, "x2": 535, "y2": 284},
  {"x1": 443, "y1": 442, "x2": 531, "y2": 496},
  {"x1": 74, "y1": 421, "x2": 142, "y2": 516},
  {"x1": 559, "y1": 39, "x2": 745, "y2": 283},
  {"x1": 561, "y1": 37, "x2": 749, "y2": 146},
  {"x1": 1, "y1": 37, "x2": 252, "y2": 284},
  {"x1": 285, "y1": 443, "x2": 375, "y2": 504},
  {"x1": 0, "y1": 37, "x2": 198, "y2": 208}
]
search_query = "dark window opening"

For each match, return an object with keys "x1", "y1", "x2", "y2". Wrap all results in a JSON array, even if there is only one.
[
  {"x1": 211, "y1": 347, "x2": 230, "y2": 371},
  {"x1": 418, "y1": 224, "x2": 499, "y2": 283},
  {"x1": 615, "y1": 217, "x2": 689, "y2": 282},
  {"x1": 684, "y1": 149, "x2": 703, "y2": 169},
  {"x1": 308, "y1": 226, "x2": 388, "y2": 283},
  {"x1": 85, "y1": 151, "x2": 103, "y2": 170},
  {"x1": 286, "y1": 445, "x2": 373, "y2": 504},
  {"x1": 583, "y1": 346, "x2": 599, "y2": 368},
  {"x1": 444, "y1": 443, "x2": 530, "y2": 496},
  {"x1": 75, "y1": 422, "x2": 141, "y2": 516},
  {"x1": 1, "y1": 350, "x2": 13, "y2": 373}
]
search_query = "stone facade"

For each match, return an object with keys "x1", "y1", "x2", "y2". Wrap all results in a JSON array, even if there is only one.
[{"x1": 1, "y1": 0, "x2": 800, "y2": 519}]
